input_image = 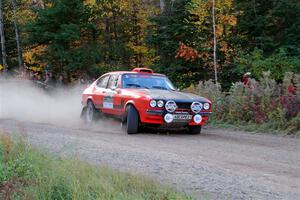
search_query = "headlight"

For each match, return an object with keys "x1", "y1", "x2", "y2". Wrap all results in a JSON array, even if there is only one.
[
  {"x1": 157, "y1": 100, "x2": 164, "y2": 108},
  {"x1": 165, "y1": 100, "x2": 177, "y2": 112},
  {"x1": 191, "y1": 102, "x2": 203, "y2": 113},
  {"x1": 150, "y1": 100, "x2": 157, "y2": 107},
  {"x1": 203, "y1": 102, "x2": 210, "y2": 110}
]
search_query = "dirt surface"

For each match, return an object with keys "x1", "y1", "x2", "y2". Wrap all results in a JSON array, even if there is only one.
[{"x1": 0, "y1": 118, "x2": 299, "y2": 200}]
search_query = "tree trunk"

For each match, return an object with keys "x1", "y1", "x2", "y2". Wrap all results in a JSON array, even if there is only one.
[
  {"x1": 12, "y1": 0, "x2": 23, "y2": 70},
  {"x1": 104, "y1": 17, "x2": 111, "y2": 62},
  {"x1": 212, "y1": 0, "x2": 218, "y2": 83},
  {"x1": 32, "y1": 0, "x2": 45, "y2": 9},
  {"x1": 0, "y1": 0, "x2": 8, "y2": 72},
  {"x1": 160, "y1": 0, "x2": 165, "y2": 12}
]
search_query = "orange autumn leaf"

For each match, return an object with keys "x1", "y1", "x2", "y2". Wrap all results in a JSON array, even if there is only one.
[{"x1": 175, "y1": 42, "x2": 199, "y2": 62}]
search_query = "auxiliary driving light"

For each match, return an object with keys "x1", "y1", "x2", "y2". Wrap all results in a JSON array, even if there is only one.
[
  {"x1": 193, "y1": 114, "x2": 202, "y2": 124},
  {"x1": 191, "y1": 101, "x2": 203, "y2": 113},
  {"x1": 165, "y1": 100, "x2": 177, "y2": 112},
  {"x1": 164, "y1": 113, "x2": 174, "y2": 123}
]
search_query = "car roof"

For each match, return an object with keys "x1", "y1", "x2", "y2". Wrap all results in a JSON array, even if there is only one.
[{"x1": 103, "y1": 70, "x2": 166, "y2": 77}]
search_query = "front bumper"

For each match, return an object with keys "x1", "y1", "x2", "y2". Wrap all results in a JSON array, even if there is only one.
[{"x1": 140, "y1": 109, "x2": 211, "y2": 126}]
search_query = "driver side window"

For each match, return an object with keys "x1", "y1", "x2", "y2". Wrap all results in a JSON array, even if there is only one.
[
  {"x1": 107, "y1": 75, "x2": 119, "y2": 89},
  {"x1": 96, "y1": 75, "x2": 110, "y2": 88}
]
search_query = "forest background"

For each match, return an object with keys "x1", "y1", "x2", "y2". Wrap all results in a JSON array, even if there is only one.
[{"x1": 0, "y1": 0, "x2": 299, "y2": 133}]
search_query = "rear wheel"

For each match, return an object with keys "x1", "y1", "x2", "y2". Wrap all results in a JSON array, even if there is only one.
[
  {"x1": 85, "y1": 101, "x2": 98, "y2": 123},
  {"x1": 126, "y1": 105, "x2": 139, "y2": 134},
  {"x1": 188, "y1": 126, "x2": 202, "y2": 135}
]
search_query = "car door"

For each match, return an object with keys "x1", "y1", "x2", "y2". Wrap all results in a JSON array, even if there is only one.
[
  {"x1": 102, "y1": 74, "x2": 123, "y2": 115},
  {"x1": 112, "y1": 75, "x2": 124, "y2": 115},
  {"x1": 93, "y1": 74, "x2": 110, "y2": 110}
]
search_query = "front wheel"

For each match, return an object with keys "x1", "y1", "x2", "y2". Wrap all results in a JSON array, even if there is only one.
[
  {"x1": 126, "y1": 105, "x2": 139, "y2": 134},
  {"x1": 188, "y1": 126, "x2": 202, "y2": 135}
]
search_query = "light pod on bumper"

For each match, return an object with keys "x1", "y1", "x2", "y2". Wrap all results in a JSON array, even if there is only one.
[
  {"x1": 193, "y1": 114, "x2": 202, "y2": 124},
  {"x1": 164, "y1": 113, "x2": 174, "y2": 123},
  {"x1": 165, "y1": 100, "x2": 177, "y2": 112},
  {"x1": 191, "y1": 102, "x2": 203, "y2": 113}
]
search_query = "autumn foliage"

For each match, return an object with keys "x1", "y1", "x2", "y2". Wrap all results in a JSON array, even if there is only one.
[
  {"x1": 0, "y1": 0, "x2": 299, "y2": 89},
  {"x1": 175, "y1": 42, "x2": 199, "y2": 62}
]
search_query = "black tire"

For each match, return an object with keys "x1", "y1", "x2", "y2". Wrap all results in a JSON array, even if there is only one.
[
  {"x1": 188, "y1": 126, "x2": 202, "y2": 135},
  {"x1": 126, "y1": 105, "x2": 139, "y2": 134},
  {"x1": 85, "y1": 100, "x2": 98, "y2": 123}
]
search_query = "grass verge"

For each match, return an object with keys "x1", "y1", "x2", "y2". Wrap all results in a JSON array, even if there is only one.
[
  {"x1": 208, "y1": 119, "x2": 300, "y2": 137},
  {"x1": 0, "y1": 131, "x2": 193, "y2": 200}
]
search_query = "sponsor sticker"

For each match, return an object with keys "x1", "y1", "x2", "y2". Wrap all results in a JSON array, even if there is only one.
[{"x1": 103, "y1": 95, "x2": 114, "y2": 109}]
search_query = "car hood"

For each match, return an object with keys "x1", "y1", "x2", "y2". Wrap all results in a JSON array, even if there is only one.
[{"x1": 126, "y1": 89, "x2": 210, "y2": 103}]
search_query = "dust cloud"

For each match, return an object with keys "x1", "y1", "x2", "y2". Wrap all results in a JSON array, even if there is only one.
[{"x1": 0, "y1": 79, "x2": 84, "y2": 126}]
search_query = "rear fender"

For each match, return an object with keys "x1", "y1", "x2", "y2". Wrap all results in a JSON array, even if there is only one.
[{"x1": 82, "y1": 95, "x2": 94, "y2": 106}]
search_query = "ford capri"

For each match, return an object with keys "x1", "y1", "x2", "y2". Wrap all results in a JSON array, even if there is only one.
[{"x1": 81, "y1": 68, "x2": 212, "y2": 134}]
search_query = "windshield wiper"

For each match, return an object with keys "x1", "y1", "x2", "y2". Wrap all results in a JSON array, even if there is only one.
[
  {"x1": 152, "y1": 86, "x2": 168, "y2": 90},
  {"x1": 126, "y1": 83, "x2": 149, "y2": 89},
  {"x1": 126, "y1": 83, "x2": 141, "y2": 88}
]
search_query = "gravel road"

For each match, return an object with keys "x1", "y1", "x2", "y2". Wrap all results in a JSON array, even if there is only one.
[{"x1": 0, "y1": 118, "x2": 299, "y2": 200}]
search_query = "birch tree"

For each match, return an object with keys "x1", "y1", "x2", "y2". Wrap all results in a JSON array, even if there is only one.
[
  {"x1": 189, "y1": 0, "x2": 237, "y2": 83},
  {"x1": 12, "y1": 0, "x2": 23, "y2": 70},
  {"x1": 212, "y1": 0, "x2": 217, "y2": 82},
  {"x1": 0, "y1": 0, "x2": 7, "y2": 72},
  {"x1": 160, "y1": 0, "x2": 165, "y2": 12}
]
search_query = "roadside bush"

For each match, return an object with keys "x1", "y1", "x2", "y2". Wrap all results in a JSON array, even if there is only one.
[
  {"x1": 236, "y1": 48, "x2": 300, "y2": 81},
  {"x1": 193, "y1": 72, "x2": 300, "y2": 134}
]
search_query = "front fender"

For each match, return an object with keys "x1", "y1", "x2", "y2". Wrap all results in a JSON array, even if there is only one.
[{"x1": 124, "y1": 100, "x2": 136, "y2": 109}]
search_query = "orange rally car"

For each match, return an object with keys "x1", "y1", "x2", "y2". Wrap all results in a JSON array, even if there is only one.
[{"x1": 81, "y1": 68, "x2": 212, "y2": 134}]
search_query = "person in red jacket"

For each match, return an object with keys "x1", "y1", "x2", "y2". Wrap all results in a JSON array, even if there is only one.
[{"x1": 242, "y1": 72, "x2": 251, "y2": 87}]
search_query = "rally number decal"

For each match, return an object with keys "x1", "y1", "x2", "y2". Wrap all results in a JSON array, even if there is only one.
[{"x1": 103, "y1": 95, "x2": 114, "y2": 109}]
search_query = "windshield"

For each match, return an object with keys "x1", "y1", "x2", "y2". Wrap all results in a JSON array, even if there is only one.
[{"x1": 122, "y1": 74, "x2": 176, "y2": 91}]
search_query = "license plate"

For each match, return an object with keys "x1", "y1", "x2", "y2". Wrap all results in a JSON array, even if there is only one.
[{"x1": 173, "y1": 114, "x2": 192, "y2": 120}]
